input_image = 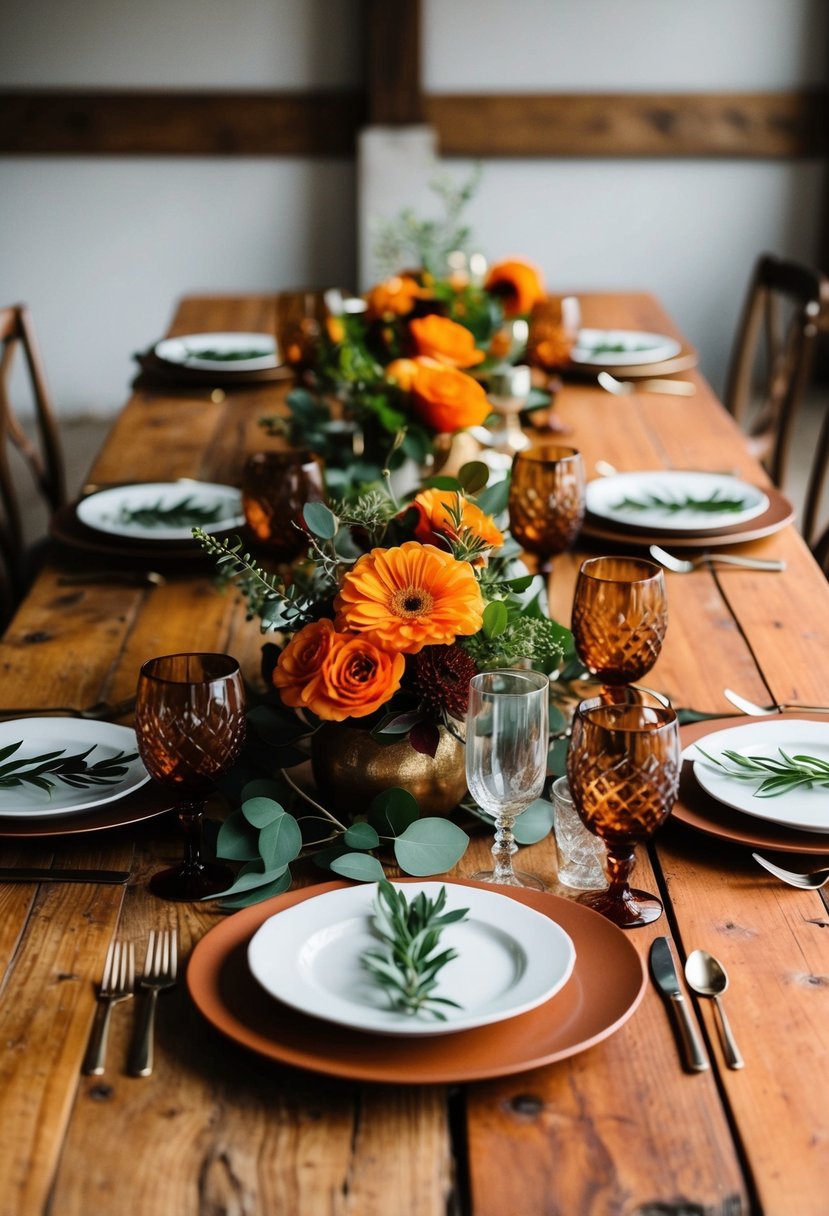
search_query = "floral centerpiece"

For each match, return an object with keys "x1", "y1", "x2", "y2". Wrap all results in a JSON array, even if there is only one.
[{"x1": 196, "y1": 463, "x2": 569, "y2": 908}]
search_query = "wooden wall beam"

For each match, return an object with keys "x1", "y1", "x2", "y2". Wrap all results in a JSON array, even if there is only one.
[
  {"x1": 0, "y1": 90, "x2": 366, "y2": 156},
  {"x1": 426, "y1": 90, "x2": 829, "y2": 158},
  {"x1": 364, "y1": 0, "x2": 422, "y2": 125}
]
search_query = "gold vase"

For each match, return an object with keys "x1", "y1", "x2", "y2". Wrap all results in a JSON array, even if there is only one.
[{"x1": 311, "y1": 722, "x2": 467, "y2": 818}]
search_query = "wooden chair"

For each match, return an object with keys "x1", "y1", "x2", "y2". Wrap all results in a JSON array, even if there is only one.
[
  {"x1": 723, "y1": 253, "x2": 829, "y2": 488},
  {"x1": 803, "y1": 399, "x2": 829, "y2": 577},
  {"x1": 0, "y1": 304, "x2": 66, "y2": 592}
]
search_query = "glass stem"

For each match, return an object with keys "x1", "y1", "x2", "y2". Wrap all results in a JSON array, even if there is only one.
[
  {"x1": 605, "y1": 843, "x2": 635, "y2": 902},
  {"x1": 178, "y1": 801, "x2": 206, "y2": 873},
  {"x1": 491, "y1": 815, "x2": 518, "y2": 882}
]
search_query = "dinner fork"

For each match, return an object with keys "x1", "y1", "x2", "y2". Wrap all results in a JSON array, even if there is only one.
[
  {"x1": 82, "y1": 938, "x2": 135, "y2": 1075},
  {"x1": 752, "y1": 853, "x2": 829, "y2": 889},
  {"x1": 128, "y1": 929, "x2": 178, "y2": 1077},
  {"x1": 598, "y1": 371, "x2": 696, "y2": 397},
  {"x1": 723, "y1": 688, "x2": 829, "y2": 717},
  {"x1": 649, "y1": 545, "x2": 786, "y2": 574}
]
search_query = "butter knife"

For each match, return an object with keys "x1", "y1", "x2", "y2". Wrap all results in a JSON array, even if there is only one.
[
  {"x1": 0, "y1": 868, "x2": 130, "y2": 884},
  {"x1": 650, "y1": 936, "x2": 709, "y2": 1072}
]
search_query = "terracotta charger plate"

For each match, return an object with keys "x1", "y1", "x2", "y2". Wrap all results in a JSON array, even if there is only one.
[
  {"x1": 581, "y1": 484, "x2": 794, "y2": 550},
  {"x1": 134, "y1": 350, "x2": 293, "y2": 386},
  {"x1": 186, "y1": 877, "x2": 647, "y2": 1085},
  {"x1": 0, "y1": 781, "x2": 173, "y2": 839},
  {"x1": 674, "y1": 715, "x2": 829, "y2": 855}
]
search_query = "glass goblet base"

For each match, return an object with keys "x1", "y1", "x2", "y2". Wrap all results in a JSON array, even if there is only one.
[
  {"x1": 470, "y1": 868, "x2": 545, "y2": 891},
  {"x1": 577, "y1": 885, "x2": 663, "y2": 928},
  {"x1": 149, "y1": 860, "x2": 234, "y2": 903}
]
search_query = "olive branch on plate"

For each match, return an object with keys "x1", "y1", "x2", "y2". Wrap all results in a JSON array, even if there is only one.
[
  {"x1": 612, "y1": 490, "x2": 749, "y2": 515},
  {"x1": 696, "y1": 746, "x2": 829, "y2": 797},
  {"x1": 0, "y1": 741, "x2": 138, "y2": 795},
  {"x1": 117, "y1": 496, "x2": 228, "y2": 529}
]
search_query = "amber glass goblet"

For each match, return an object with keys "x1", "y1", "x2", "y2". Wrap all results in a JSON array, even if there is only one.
[
  {"x1": 508, "y1": 445, "x2": 586, "y2": 575},
  {"x1": 566, "y1": 690, "x2": 680, "y2": 927},
  {"x1": 571, "y1": 556, "x2": 667, "y2": 686},
  {"x1": 135, "y1": 653, "x2": 246, "y2": 901},
  {"x1": 275, "y1": 290, "x2": 327, "y2": 372},
  {"x1": 241, "y1": 449, "x2": 324, "y2": 562}
]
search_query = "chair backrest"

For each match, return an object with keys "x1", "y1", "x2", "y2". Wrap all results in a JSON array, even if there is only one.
[
  {"x1": 723, "y1": 254, "x2": 829, "y2": 488},
  {"x1": 803, "y1": 398, "x2": 829, "y2": 577},
  {"x1": 0, "y1": 304, "x2": 66, "y2": 590}
]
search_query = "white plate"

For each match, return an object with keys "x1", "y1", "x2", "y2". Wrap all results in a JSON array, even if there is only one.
[
  {"x1": 585, "y1": 471, "x2": 769, "y2": 532},
  {"x1": 571, "y1": 329, "x2": 681, "y2": 366},
  {"x1": 247, "y1": 881, "x2": 576, "y2": 1037},
  {"x1": 76, "y1": 482, "x2": 244, "y2": 542},
  {"x1": 687, "y1": 720, "x2": 829, "y2": 834},
  {"x1": 154, "y1": 332, "x2": 278, "y2": 372},
  {"x1": 0, "y1": 719, "x2": 149, "y2": 819}
]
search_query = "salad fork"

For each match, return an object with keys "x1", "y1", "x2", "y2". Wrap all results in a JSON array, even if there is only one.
[
  {"x1": 649, "y1": 546, "x2": 786, "y2": 574},
  {"x1": 128, "y1": 929, "x2": 178, "y2": 1077},
  {"x1": 752, "y1": 853, "x2": 829, "y2": 890},
  {"x1": 82, "y1": 938, "x2": 135, "y2": 1075}
]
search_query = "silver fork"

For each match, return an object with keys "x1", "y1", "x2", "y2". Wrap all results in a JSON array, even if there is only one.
[
  {"x1": 82, "y1": 938, "x2": 135, "y2": 1075},
  {"x1": 128, "y1": 929, "x2": 178, "y2": 1077},
  {"x1": 649, "y1": 545, "x2": 786, "y2": 573},
  {"x1": 723, "y1": 688, "x2": 829, "y2": 716},
  {"x1": 752, "y1": 853, "x2": 829, "y2": 889}
]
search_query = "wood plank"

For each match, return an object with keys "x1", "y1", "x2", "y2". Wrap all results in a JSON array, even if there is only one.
[
  {"x1": 365, "y1": 0, "x2": 423, "y2": 125},
  {"x1": 427, "y1": 90, "x2": 829, "y2": 158},
  {"x1": 0, "y1": 91, "x2": 366, "y2": 156}
]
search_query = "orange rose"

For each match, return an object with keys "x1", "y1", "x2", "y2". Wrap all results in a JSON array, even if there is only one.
[
  {"x1": 384, "y1": 357, "x2": 420, "y2": 392},
  {"x1": 410, "y1": 488, "x2": 504, "y2": 552},
  {"x1": 309, "y1": 633, "x2": 405, "y2": 721},
  {"x1": 325, "y1": 316, "x2": 345, "y2": 345},
  {"x1": 273, "y1": 619, "x2": 335, "y2": 708},
  {"x1": 365, "y1": 275, "x2": 424, "y2": 319},
  {"x1": 409, "y1": 314, "x2": 485, "y2": 369},
  {"x1": 411, "y1": 362, "x2": 490, "y2": 433},
  {"x1": 485, "y1": 259, "x2": 546, "y2": 317}
]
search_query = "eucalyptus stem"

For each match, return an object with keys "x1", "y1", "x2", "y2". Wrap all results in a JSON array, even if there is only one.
[{"x1": 278, "y1": 766, "x2": 347, "y2": 830}]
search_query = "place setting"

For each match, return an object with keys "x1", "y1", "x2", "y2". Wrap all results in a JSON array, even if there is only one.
[{"x1": 134, "y1": 330, "x2": 292, "y2": 387}]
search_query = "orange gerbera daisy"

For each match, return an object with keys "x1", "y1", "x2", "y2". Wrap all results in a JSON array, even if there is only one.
[
  {"x1": 485, "y1": 259, "x2": 546, "y2": 317},
  {"x1": 409, "y1": 314, "x2": 485, "y2": 369},
  {"x1": 410, "y1": 488, "x2": 504, "y2": 552},
  {"x1": 334, "y1": 541, "x2": 484, "y2": 654}
]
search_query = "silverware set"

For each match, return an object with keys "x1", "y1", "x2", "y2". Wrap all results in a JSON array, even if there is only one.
[
  {"x1": 650, "y1": 936, "x2": 744, "y2": 1072},
  {"x1": 82, "y1": 929, "x2": 177, "y2": 1078}
]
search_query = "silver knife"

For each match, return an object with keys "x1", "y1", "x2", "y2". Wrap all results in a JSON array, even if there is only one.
[
  {"x1": 0, "y1": 868, "x2": 130, "y2": 884},
  {"x1": 650, "y1": 936, "x2": 709, "y2": 1072}
]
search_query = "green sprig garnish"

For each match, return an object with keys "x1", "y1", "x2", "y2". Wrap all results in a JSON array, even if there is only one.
[
  {"x1": 697, "y1": 746, "x2": 829, "y2": 797},
  {"x1": 185, "y1": 346, "x2": 272, "y2": 362},
  {"x1": 0, "y1": 741, "x2": 138, "y2": 794},
  {"x1": 362, "y1": 880, "x2": 469, "y2": 1020},
  {"x1": 613, "y1": 491, "x2": 749, "y2": 515},
  {"x1": 118, "y1": 496, "x2": 230, "y2": 529}
]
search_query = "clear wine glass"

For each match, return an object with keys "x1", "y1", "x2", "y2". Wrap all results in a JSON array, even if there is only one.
[
  {"x1": 465, "y1": 669, "x2": 550, "y2": 889},
  {"x1": 566, "y1": 688, "x2": 680, "y2": 927},
  {"x1": 135, "y1": 653, "x2": 246, "y2": 901},
  {"x1": 571, "y1": 555, "x2": 667, "y2": 685},
  {"x1": 508, "y1": 445, "x2": 586, "y2": 577}
]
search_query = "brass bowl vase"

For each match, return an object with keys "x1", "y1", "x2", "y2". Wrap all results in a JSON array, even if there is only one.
[{"x1": 311, "y1": 723, "x2": 467, "y2": 818}]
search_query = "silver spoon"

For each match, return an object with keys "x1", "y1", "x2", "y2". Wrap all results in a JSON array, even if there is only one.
[
  {"x1": 649, "y1": 545, "x2": 786, "y2": 574},
  {"x1": 597, "y1": 371, "x2": 696, "y2": 397},
  {"x1": 684, "y1": 950, "x2": 744, "y2": 1069},
  {"x1": 752, "y1": 852, "x2": 829, "y2": 890}
]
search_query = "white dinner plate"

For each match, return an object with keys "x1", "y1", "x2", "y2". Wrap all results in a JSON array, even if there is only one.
[
  {"x1": 585, "y1": 471, "x2": 769, "y2": 532},
  {"x1": 76, "y1": 482, "x2": 244, "y2": 542},
  {"x1": 686, "y1": 720, "x2": 829, "y2": 834},
  {"x1": 571, "y1": 329, "x2": 681, "y2": 366},
  {"x1": 0, "y1": 719, "x2": 149, "y2": 819},
  {"x1": 247, "y1": 881, "x2": 576, "y2": 1037},
  {"x1": 154, "y1": 332, "x2": 279, "y2": 372}
]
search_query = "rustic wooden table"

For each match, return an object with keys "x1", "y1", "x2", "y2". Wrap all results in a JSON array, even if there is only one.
[{"x1": 1, "y1": 293, "x2": 827, "y2": 1216}]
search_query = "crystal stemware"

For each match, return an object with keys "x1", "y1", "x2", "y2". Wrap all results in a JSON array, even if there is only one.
[
  {"x1": 571, "y1": 555, "x2": 667, "y2": 685},
  {"x1": 241, "y1": 449, "x2": 324, "y2": 562},
  {"x1": 508, "y1": 444, "x2": 586, "y2": 576},
  {"x1": 135, "y1": 653, "x2": 246, "y2": 901},
  {"x1": 465, "y1": 669, "x2": 550, "y2": 889},
  {"x1": 566, "y1": 689, "x2": 680, "y2": 927}
]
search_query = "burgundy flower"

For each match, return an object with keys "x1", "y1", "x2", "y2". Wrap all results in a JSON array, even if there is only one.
[{"x1": 411, "y1": 644, "x2": 478, "y2": 721}]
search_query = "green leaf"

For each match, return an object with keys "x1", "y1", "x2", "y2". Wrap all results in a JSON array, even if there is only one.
[
  {"x1": 259, "y1": 812, "x2": 303, "y2": 869},
  {"x1": 476, "y1": 477, "x2": 510, "y2": 517},
  {"x1": 547, "y1": 736, "x2": 569, "y2": 778},
  {"x1": 303, "y1": 501, "x2": 338, "y2": 538},
  {"x1": 241, "y1": 796, "x2": 285, "y2": 829},
  {"x1": 513, "y1": 798, "x2": 554, "y2": 844},
  {"x1": 240, "y1": 777, "x2": 290, "y2": 802},
  {"x1": 216, "y1": 810, "x2": 261, "y2": 861},
  {"x1": 211, "y1": 863, "x2": 289, "y2": 897},
  {"x1": 418, "y1": 475, "x2": 462, "y2": 492},
  {"x1": 247, "y1": 704, "x2": 313, "y2": 745},
  {"x1": 216, "y1": 870, "x2": 293, "y2": 909},
  {"x1": 457, "y1": 461, "x2": 489, "y2": 494},
  {"x1": 329, "y1": 853, "x2": 386, "y2": 882},
  {"x1": 368, "y1": 788, "x2": 420, "y2": 836},
  {"x1": 482, "y1": 600, "x2": 509, "y2": 639},
  {"x1": 394, "y1": 819, "x2": 469, "y2": 876},
  {"x1": 344, "y1": 822, "x2": 381, "y2": 850}
]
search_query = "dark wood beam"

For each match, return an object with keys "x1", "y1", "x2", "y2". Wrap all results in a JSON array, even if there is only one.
[
  {"x1": 0, "y1": 90, "x2": 366, "y2": 156},
  {"x1": 364, "y1": 0, "x2": 422, "y2": 124},
  {"x1": 426, "y1": 90, "x2": 829, "y2": 158}
]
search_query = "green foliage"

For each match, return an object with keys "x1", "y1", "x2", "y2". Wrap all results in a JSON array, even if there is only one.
[
  {"x1": 0, "y1": 741, "x2": 137, "y2": 794},
  {"x1": 117, "y1": 495, "x2": 229, "y2": 529},
  {"x1": 696, "y1": 747, "x2": 829, "y2": 797}
]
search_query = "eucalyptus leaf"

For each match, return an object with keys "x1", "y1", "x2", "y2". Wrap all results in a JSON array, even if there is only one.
[
  {"x1": 211, "y1": 863, "x2": 289, "y2": 897},
  {"x1": 482, "y1": 600, "x2": 509, "y2": 639},
  {"x1": 394, "y1": 818, "x2": 469, "y2": 876},
  {"x1": 329, "y1": 853, "x2": 386, "y2": 882},
  {"x1": 476, "y1": 477, "x2": 510, "y2": 517},
  {"x1": 512, "y1": 798, "x2": 554, "y2": 844},
  {"x1": 216, "y1": 811, "x2": 261, "y2": 861},
  {"x1": 368, "y1": 788, "x2": 420, "y2": 836},
  {"x1": 241, "y1": 796, "x2": 285, "y2": 829},
  {"x1": 457, "y1": 461, "x2": 489, "y2": 494},
  {"x1": 259, "y1": 812, "x2": 303, "y2": 869},
  {"x1": 240, "y1": 777, "x2": 290, "y2": 802},
  {"x1": 216, "y1": 870, "x2": 293, "y2": 909},
  {"x1": 548, "y1": 737, "x2": 569, "y2": 778},
  {"x1": 344, "y1": 821, "x2": 381, "y2": 850},
  {"x1": 303, "y1": 501, "x2": 338, "y2": 539}
]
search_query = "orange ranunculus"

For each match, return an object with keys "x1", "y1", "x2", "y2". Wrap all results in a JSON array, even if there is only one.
[
  {"x1": 409, "y1": 314, "x2": 485, "y2": 369},
  {"x1": 309, "y1": 633, "x2": 405, "y2": 721},
  {"x1": 410, "y1": 488, "x2": 504, "y2": 552},
  {"x1": 384, "y1": 357, "x2": 420, "y2": 392},
  {"x1": 485, "y1": 259, "x2": 546, "y2": 317},
  {"x1": 364, "y1": 275, "x2": 424, "y2": 319},
  {"x1": 273, "y1": 618, "x2": 335, "y2": 708},
  {"x1": 335, "y1": 541, "x2": 484, "y2": 654},
  {"x1": 411, "y1": 361, "x2": 490, "y2": 434},
  {"x1": 325, "y1": 316, "x2": 345, "y2": 345}
]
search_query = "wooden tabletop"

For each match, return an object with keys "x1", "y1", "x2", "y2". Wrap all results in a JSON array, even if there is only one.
[{"x1": 1, "y1": 293, "x2": 828, "y2": 1216}]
